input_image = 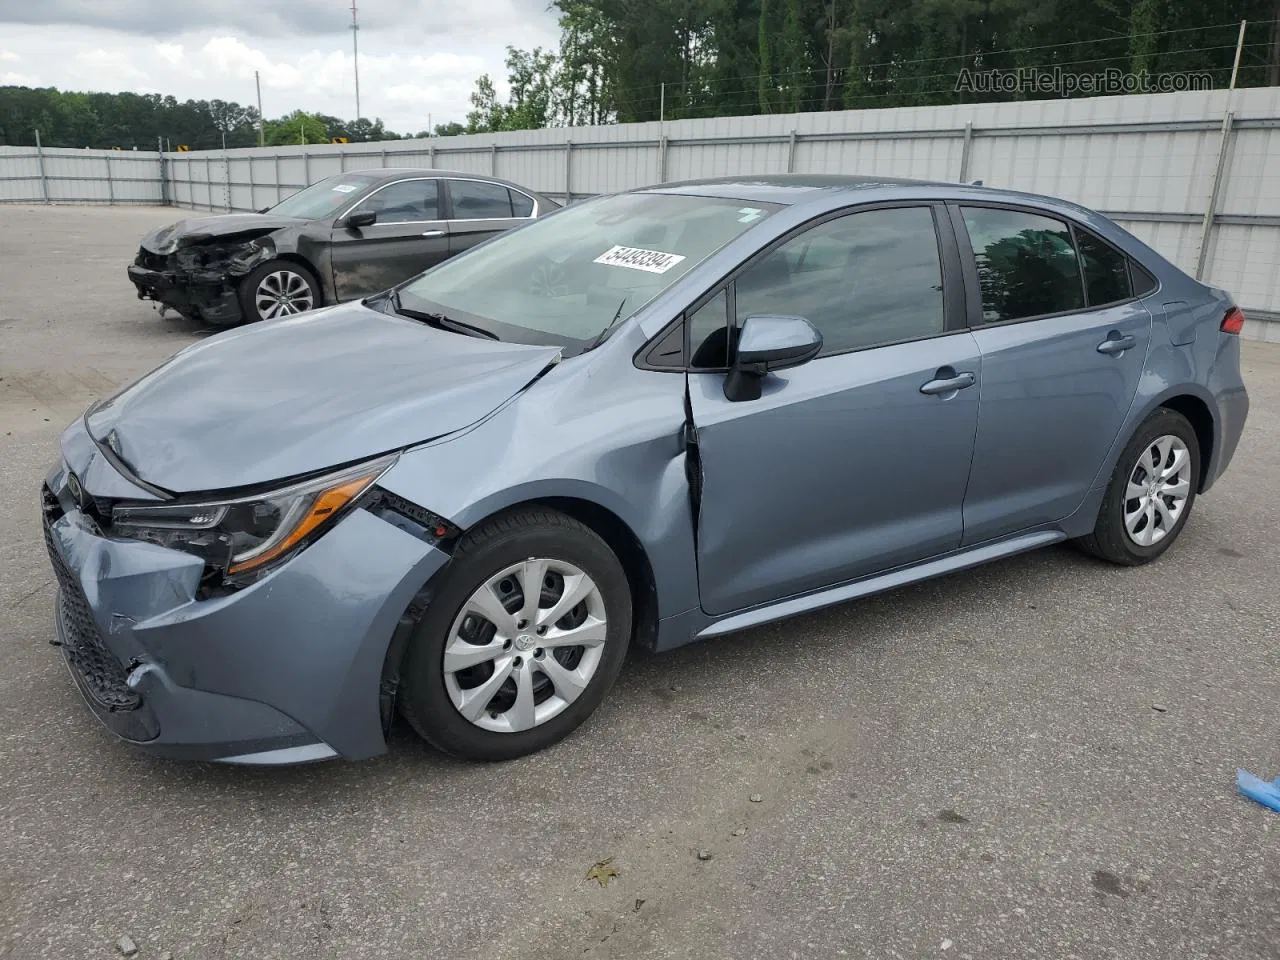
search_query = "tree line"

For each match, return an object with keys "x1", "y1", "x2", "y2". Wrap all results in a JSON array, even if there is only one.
[
  {"x1": 466, "y1": 0, "x2": 1280, "y2": 130},
  {"x1": 3, "y1": 0, "x2": 1278, "y2": 148},
  {"x1": 0, "y1": 88, "x2": 415, "y2": 149}
]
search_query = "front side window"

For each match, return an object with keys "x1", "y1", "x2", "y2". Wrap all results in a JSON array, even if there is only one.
[
  {"x1": 353, "y1": 180, "x2": 439, "y2": 223},
  {"x1": 449, "y1": 179, "x2": 514, "y2": 219},
  {"x1": 961, "y1": 207, "x2": 1084, "y2": 322},
  {"x1": 734, "y1": 206, "x2": 946, "y2": 355},
  {"x1": 397, "y1": 192, "x2": 780, "y2": 350},
  {"x1": 267, "y1": 174, "x2": 380, "y2": 219}
]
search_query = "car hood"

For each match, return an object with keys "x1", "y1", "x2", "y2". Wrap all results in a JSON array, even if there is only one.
[
  {"x1": 140, "y1": 213, "x2": 308, "y2": 254},
  {"x1": 85, "y1": 301, "x2": 562, "y2": 493}
]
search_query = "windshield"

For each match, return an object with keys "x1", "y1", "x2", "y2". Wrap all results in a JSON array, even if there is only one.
[
  {"x1": 396, "y1": 192, "x2": 780, "y2": 348},
  {"x1": 267, "y1": 174, "x2": 380, "y2": 219}
]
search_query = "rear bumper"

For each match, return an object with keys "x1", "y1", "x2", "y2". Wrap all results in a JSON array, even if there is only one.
[
  {"x1": 42, "y1": 442, "x2": 449, "y2": 763},
  {"x1": 127, "y1": 262, "x2": 242, "y2": 324}
]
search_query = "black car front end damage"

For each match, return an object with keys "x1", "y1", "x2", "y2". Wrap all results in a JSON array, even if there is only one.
[{"x1": 128, "y1": 232, "x2": 276, "y2": 325}]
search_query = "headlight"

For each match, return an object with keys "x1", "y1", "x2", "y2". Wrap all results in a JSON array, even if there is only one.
[{"x1": 111, "y1": 455, "x2": 395, "y2": 580}]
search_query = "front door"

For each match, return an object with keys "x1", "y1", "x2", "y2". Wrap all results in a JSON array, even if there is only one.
[
  {"x1": 951, "y1": 205, "x2": 1153, "y2": 544},
  {"x1": 689, "y1": 204, "x2": 982, "y2": 616},
  {"x1": 329, "y1": 178, "x2": 449, "y2": 300}
]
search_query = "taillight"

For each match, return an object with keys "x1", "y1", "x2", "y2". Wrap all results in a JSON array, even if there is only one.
[{"x1": 1222, "y1": 306, "x2": 1245, "y2": 335}]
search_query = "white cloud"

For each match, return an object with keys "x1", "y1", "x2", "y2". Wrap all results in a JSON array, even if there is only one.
[
  {"x1": 0, "y1": 16, "x2": 558, "y2": 128},
  {"x1": 154, "y1": 42, "x2": 183, "y2": 66},
  {"x1": 0, "y1": 49, "x2": 19, "y2": 61},
  {"x1": 3, "y1": 70, "x2": 37, "y2": 84}
]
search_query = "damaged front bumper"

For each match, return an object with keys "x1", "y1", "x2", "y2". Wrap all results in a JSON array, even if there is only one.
[
  {"x1": 42, "y1": 421, "x2": 450, "y2": 763},
  {"x1": 127, "y1": 239, "x2": 273, "y2": 326}
]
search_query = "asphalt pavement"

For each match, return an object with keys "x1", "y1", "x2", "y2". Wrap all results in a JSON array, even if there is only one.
[{"x1": 1, "y1": 204, "x2": 1277, "y2": 960}]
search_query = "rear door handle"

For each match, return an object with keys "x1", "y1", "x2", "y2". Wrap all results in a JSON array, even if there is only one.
[
  {"x1": 1097, "y1": 334, "x2": 1136, "y2": 355},
  {"x1": 421, "y1": 229, "x2": 445, "y2": 238},
  {"x1": 919, "y1": 371, "x2": 976, "y2": 395}
]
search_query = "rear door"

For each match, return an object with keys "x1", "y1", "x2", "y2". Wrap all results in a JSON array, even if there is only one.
[
  {"x1": 952, "y1": 204, "x2": 1153, "y2": 544},
  {"x1": 329, "y1": 178, "x2": 449, "y2": 300},
  {"x1": 688, "y1": 203, "x2": 982, "y2": 615},
  {"x1": 445, "y1": 178, "x2": 536, "y2": 256}
]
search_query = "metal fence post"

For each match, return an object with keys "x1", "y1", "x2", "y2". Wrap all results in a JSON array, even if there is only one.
[
  {"x1": 564, "y1": 140, "x2": 573, "y2": 202},
  {"x1": 658, "y1": 135, "x2": 668, "y2": 183},
  {"x1": 1195, "y1": 110, "x2": 1235, "y2": 280},
  {"x1": 157, "y1": 137, "x2": 169, "y2": 206},
  {"x1": 247, "y1": 155, "x2": 255, "y2": 211},
  {"x1": 340, "y1": 151, "x2": 348, "y2": 172},
  {"x1": 224, "y1": 152, "x2": 232, "y2": 211},
  {"x1": 274, "y1": 153, "x2": 283, "y2": 202},
  {"x1": 490, "y1": 143, "x2": 498, "y2": 176},
  {"x1": 206, "y1": 156, "x2": 213, "y2": 209},
  {"x1": 786, "y1": 130, "x2": 798, "y2": 173},
  {"x1": 34, "y1": 128, "x2": 50, "y2": 203},
  {"x1": 380, "y1": 147, "x2": 387, "y2": 167},
  {"x1": 303, "y1": 151, "x2": 311, "y2": 185},
  {"x1": 429, "y1": 144, "x2": 436, "y2": 168},
  {"x1": 104, "y1": 154, "x2": 115, "y2": 204},
  {"x1": 958, "y1": 121, "x2": 974, "y2": 182}
]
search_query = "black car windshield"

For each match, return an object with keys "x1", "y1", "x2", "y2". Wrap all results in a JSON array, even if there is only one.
[
  {"x1": 396, "y1": 192, "x2": 781, "y2": 348},
  {"x1": 267, "y1": 174, "x2": 380, "y2": 219}
]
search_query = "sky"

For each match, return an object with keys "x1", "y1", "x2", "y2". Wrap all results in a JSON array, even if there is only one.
[{"x1": 0, "y1": 0, "x2": 562, "y2": 132}]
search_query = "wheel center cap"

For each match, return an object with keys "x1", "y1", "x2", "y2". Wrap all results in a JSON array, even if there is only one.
[{"x1": 514, "y1": 633, "x2": 536, "y2": 651}]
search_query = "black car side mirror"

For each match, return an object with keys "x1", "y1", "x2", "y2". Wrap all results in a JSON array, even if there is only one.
[
  {"x1": 724, "y1": 315, "x2": 823, "y2": 402},
  {"x1": 344, "y1": 210, "x2": 377, "y2": 229}
]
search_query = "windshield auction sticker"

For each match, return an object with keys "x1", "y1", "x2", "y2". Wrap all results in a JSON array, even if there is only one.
[
  {"x1": 593, "y1": 245, "x2": 687, "y2": 274},
  {"x1": 331, "y1": 184, "x2": 358, "y2": 193}
]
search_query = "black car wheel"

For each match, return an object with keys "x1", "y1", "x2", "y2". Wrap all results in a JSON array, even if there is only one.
[
  {"x1": 398, "y1": 508, "x2": 632, "y2": 761},
  {"x1": 1077, "y1": 407, "x2": 1200, "y2": 565},
  {"x1": 238, "y1": 260, "x2": 321, "y2": 323}
]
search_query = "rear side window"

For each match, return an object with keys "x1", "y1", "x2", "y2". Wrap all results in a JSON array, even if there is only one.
[
  {"x1": 1075, "y1": 229, "x2": 1131, "y2": 305},
  {"x1": 1131, "y1": 262, "x2": 1158, "y2": 296},
  {"x1": 448, "y1": 180, "x2": 514, "y2": 219},
  {"x1": 961, "y1": 207, "x2": 1084, "y2": 322},
  {"x1": 509, "y1": 190, "x2": 535, "y2": 217}
]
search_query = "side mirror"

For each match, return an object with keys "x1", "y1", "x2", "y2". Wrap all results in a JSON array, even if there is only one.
[
  {"x1": 724, "y1": 315, "x2": 822, "y2": 402},
  {"x1": 344, "y1": 209, "x2": 377, "y2": 229}
]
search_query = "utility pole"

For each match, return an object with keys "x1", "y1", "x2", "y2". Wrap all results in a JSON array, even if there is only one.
[
  {"x1": 255, "y1": 70, "x2": 265, "y2": 147},
  {"x1": 351, "y1": 0, "x2": 362, "y2": 121}
]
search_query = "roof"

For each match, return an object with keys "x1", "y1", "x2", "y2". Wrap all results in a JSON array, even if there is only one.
[{"x1": 643, "y1": 174, "x2": 956, "y2": 206}]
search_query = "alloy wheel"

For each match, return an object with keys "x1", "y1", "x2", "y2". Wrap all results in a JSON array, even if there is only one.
[
  {"x1": 254, "y1": 269, "x2": 315, "y2": 319},
  {"x1": 443, "y1": 558, "x2": 607, "y2": 734},
  {"x1": 1123, "y1": 434, "x2": 1192, "y2": 547}
]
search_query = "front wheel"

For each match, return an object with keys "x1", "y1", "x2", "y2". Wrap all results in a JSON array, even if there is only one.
[
  {"x1": 1076, "y1": 407, "x2": 1200, "y2": 565},
  {"x1": 398, "y1": 508, "x2": 633, "y2": 761},
  {"x1": 237, "y1": 260, "x2": 321, "y2": 323}
]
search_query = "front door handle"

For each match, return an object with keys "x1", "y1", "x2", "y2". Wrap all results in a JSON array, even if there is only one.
[
  {"x1": 919, "y1": 371, "x2": 976, "y2": 396},
  {"x1": 1097, "y1": 333, "x2": 1136, "y2": 356},
  {"x1": 421, "y1": 229, "x2": 445, "y2": 238}
]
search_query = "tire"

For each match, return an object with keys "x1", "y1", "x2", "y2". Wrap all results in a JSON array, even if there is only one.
[
  {"x1": 237, "y1": 260, "x2": 321, "y2": 323},
  {"x1": 398, "y1": 508, "x2": 633, "y2": 761},
  {"x1": 1076, "y1": 407, "x2": 1200, "y2": 565}
]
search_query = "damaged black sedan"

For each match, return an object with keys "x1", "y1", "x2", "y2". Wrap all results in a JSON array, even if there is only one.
[{"x1": 128, "y1": 169, "x2": 556, "y2": 326}]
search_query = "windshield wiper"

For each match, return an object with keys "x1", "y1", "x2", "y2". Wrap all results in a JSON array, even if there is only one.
[
  {"x1": 586, "y1": 296, "x2": 629, "y2": 351},
  {"x1": 389, "y1": 291, "x2": 499, "y2": 341}
]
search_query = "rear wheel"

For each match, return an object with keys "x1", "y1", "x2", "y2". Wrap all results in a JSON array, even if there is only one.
[
  {"x1": 1076, "y1": 408, "x2": 1200, "y2": 565},
  {"x1": 399, "y1": 508, "x2": 632, "y2": 761},
  {"x1": 237, "y1": 260, "x2": 321, "y2": 323}
]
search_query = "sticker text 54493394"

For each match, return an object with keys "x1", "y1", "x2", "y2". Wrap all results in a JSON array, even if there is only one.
[{"x1": 593, "y1": 245, "x2": 687, "y2": 274}]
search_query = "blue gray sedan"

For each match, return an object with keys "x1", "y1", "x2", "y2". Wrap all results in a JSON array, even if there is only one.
[{"x1": 43, "y1": 175, "x2": 1249, "y2": 764}]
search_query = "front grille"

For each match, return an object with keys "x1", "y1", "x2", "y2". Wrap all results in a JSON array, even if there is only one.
[{"x1": 42, "y1": 496, "x2": 140, "y2": 712}]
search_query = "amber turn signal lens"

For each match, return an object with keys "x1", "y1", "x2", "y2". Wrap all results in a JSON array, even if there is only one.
[{"x1": 226, "y1": 472, "x2": 378, "y2": 574}]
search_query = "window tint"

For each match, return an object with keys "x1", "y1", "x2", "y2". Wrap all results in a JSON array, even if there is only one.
[
  {"x1": 734, "y1": 206, "x2": 945, "y2": 355},
  {"x1": 1075, "y1": 229, "x2": 1131, "y2": 305},
  {"x1": 689, "y1": 290, "x2": 729, "y2": 368},
  {"x1": 355, "y1": 179, "x2": 438, "y2": 223},
  {"x1": 961, "y1": 207, "x2": 1084, "y2": 322},
  {"x1": 1131, "y1": 261, "x2": 1158, "y2": 296},
  {"x1": 509, "y1": 189, "x2": 535, "y2": 217},
  {"x1": 449, "y1": 179, "x2": 514, "y2": 219}
]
